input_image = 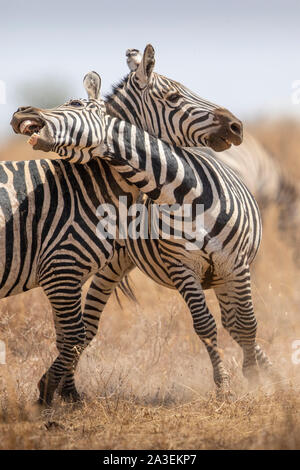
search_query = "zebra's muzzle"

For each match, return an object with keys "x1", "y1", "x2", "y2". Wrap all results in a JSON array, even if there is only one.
[
  {"x1": 18, "y1": 118, "x2": 53, "y2": 151},
  {"x1": 11, "y1": 112, "x2": 54, "y2": 152},
  {"x1": 17, "y1": 118, "x2": 45, "y2": 148}
]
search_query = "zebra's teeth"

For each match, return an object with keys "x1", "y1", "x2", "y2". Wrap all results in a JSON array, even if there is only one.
[{"x1": 27, "y1": 133, "x2": 39, "y2": 147}]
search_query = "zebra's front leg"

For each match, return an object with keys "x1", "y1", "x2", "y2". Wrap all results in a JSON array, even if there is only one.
[
  {"x1": 215, "y1": 275, "x2": 264, "y2": 387},
  {"x1": 59, "y1": 245, "x2": 136, "y2": 400},
  {"x1": 163, "y1": 261, "x2": 230, "y2": 395},
  {"x1": 38, "y1": 283, "x2": 85, "y2": 406}
]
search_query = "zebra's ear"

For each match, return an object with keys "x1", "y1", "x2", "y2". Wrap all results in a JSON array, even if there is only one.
[
  {"x1": 126, "y1": 48, "x2": 142, "y2": 71},
  {"x1": 83, "y1": 71, "x2": 101, "y2": 100},
  {"x1": 134, "y1": 44, "x2": 155, "y2": 86}
]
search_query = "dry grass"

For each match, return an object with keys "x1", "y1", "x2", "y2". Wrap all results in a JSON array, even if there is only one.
[{"x1": 0, "y1": 121, "x2": 300, "y2": 449}]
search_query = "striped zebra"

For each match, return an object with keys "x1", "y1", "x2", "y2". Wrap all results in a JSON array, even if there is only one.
[
  {"x1": 73, "y1": 46, "x2": 276, "y2": 401},
  {"x1": 6, "y1": 65, "x2": 242, "y2": 405},
  {"x1": 8, "y1": 46, "x2": 245, "y2": 404},
  {"x1": 12, "y1": 71, "x2": 271, "y2": 402},
  {"x1": 80, "y1": 45, "x2": 299, "y2": 382},
  {"x1": 5, "y1": 99, "x2": 142, "y2": 405}
]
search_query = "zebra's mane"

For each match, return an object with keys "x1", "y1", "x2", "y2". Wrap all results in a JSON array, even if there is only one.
[{"x1": 105, "y1": 74, "x2": 129, "y2": 106}]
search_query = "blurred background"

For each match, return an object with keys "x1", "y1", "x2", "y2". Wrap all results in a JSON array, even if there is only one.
[{"x1": 0, "y1": 0, "x2": 300, "y2": 141}]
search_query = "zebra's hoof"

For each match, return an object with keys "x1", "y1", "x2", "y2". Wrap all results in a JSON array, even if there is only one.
[
  {"x1": 36, "y1": 396, "x2": 53, "y2": 408},
  {"x1": 216, "y1": 386, "x2": 235, "y2": 403},
  {"x1": 60, "y1": 388, "x2": 82, "y2": 403},
  {"x1": 33, "y1": 399, "x2": 49, "y2": 410}
]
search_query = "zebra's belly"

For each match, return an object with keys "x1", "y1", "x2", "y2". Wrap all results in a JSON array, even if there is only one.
[
  {"x1": 124, "y1": 236, "x2": 173, "y2": 287},
  {"x1": 124, "y1": 236, "x2": 231, "y2": 291}
]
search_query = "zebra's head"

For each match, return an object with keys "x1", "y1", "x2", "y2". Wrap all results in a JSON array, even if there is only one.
[
  {"x1": 106, "y1": 44, "x2": 243, "y2": 151},
  {"x1": 11, "y1": 72, "x2": 105, "y2": 163}
]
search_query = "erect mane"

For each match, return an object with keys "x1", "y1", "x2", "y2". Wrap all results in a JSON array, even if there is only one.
[{"x1": 104, "y1": 74, "x2": 129, "y2": 107}]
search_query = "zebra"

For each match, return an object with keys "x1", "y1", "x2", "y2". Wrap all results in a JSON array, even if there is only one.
[
  {"x1": 124, "y1": 46, "x2": 300, "y2": 265},
  {"x1": 5, "y1": 93, "x2": 144, "y2": 405},
  {"x1": 4, "y1": 65, "x2": 242, "y2": 405},
  {"x1": 9, "y1": 45, "x2": 246, "y2": 403},
  {"x1": 12, "y1": 71, "x2": 271, "y2": 403},
  {"x1": 72, "y1": 46, "x2": 275, "y2": 401}
]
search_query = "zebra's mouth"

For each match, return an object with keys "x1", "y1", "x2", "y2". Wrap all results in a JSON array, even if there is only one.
[
  {"x1": 18, "y1": 119, "x2": 45, "y2": 148},
  {"x1": 17, "y1": 118, "x2": 53, "y2": 152},
  {"x1": 202, "y1": 108, "x2": 243, "y2": 151},
  {"x1": 219, "y1": 137, "x2": 232, "y2": 150},
  {"x1": 19, "y1": 119, "x2": 44, "y2": 136},
  {"x1": 203, "y1": 135, "x2": 232, "y2": 152},
  {"x1": 11, "y1": 108, "x2": 54, "y2": 152}
]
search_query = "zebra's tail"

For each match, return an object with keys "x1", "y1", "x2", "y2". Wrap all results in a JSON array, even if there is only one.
[{"x1": 114, "y1": 274, "x2": 138, "y2": 307}]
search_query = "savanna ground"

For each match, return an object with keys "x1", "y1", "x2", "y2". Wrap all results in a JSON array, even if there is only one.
[{"x1": 0, "y1": 120, "x2": 300, "y2": 450}]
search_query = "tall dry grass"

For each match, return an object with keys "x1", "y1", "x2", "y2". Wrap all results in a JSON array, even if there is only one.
[{"x1": 0, "y1": 121, "x2": 300, "y2": 449}]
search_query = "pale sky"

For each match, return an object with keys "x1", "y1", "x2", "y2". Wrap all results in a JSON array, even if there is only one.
[{"x1": 0, "y1": 0, "x2": 300, "y2": 139}]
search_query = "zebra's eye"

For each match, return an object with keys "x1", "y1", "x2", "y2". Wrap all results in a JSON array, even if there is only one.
[
  {"x1": 69, "y1": 100, "x2": 83, "y2": 107},
  {"x1": 167, "y1": 92, "x2": 180, "y2": 103}
]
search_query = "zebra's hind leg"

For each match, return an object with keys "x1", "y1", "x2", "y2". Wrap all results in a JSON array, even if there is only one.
[
  {"x1": 59, "y1": 245, "x2": 135, "y2": 400},
  {"x1": 163, "y1": 261, "x2": 230, "y2": 396},
  {"x1": 38, "y1": 282, "x2": 86, "y2": 406},
  {"x1": 215, "y1": 274, "x2": 265, "y2": 387}
]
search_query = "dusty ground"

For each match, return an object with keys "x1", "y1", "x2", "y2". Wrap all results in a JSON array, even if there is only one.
[{"x1": 0, "y1": 122, "x2": 300, "y2": 449}]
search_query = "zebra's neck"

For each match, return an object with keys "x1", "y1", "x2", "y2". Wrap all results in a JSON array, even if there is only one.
[
  {"x1": 105, "y1": 76, "x2": 147, "y2": 131},
  {"x1": 97, "y1": 115, "x2": 198, "y2": 206}
]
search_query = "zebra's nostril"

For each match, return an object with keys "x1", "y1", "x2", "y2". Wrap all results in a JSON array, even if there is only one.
[{"x1": 230, "y1": 122, "x2": 242, "y2": 136}]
